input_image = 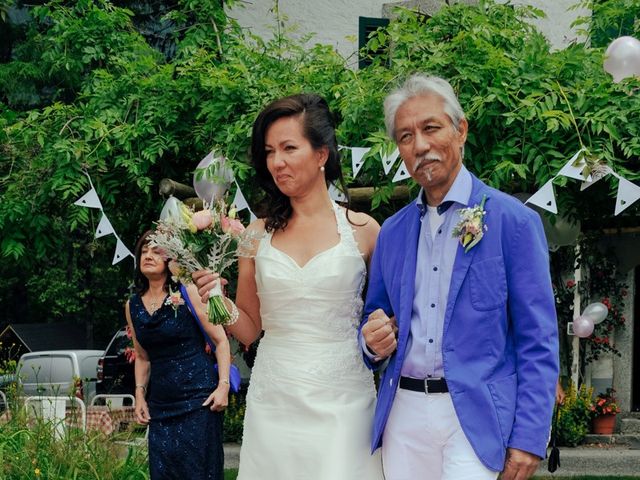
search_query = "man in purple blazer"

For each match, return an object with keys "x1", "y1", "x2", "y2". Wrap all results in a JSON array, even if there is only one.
[{"x1": 361, "y1": 74, "x2": 559, "y2": 480}]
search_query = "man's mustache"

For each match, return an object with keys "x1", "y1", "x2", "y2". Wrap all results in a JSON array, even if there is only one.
[{"x1": 413, "y1": 156, "x2": 441, "y2": 175}]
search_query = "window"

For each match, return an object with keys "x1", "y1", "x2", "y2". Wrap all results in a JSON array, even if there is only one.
[{"x1": 358, "y1": 16, "x2": 390, "y2": 69}]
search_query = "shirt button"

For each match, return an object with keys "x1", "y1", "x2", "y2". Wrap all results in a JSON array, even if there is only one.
[
  {"x1": 431, "y1": 303, "x2": 435, "y2": 308},
  {"x1": 429, "y1": 339, "x2": 434, "y2": 343},
  {"x1": 438, "y1": 229, "x2": 442, "y2": 234},
  {"x1": 433, "y1": 266, "x2": 438, "y2": 271}
]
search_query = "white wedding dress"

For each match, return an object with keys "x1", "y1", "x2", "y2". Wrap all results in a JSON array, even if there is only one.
[{"x1": 237, "y1": 203, "x2": 383, "y2": 480}]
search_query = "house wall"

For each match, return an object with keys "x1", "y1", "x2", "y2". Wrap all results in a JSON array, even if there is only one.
[
  {"x1": 495, "y1": 0, "x2": 590, "y2": 50},
  {"x1": 226, "y1": 0, "x2": 390, "y2": 68},
  {"x1": 227, "y1": 1, "x2": 590, "y2": 67}
]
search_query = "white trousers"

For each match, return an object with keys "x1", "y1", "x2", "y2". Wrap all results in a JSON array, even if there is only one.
[{"x1": 381, "y1": 389, "x2": 499, "y2": 480}]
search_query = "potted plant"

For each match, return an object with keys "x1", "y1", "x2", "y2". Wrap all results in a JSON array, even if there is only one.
[{"x1": 590, "y1": 388, "x2": 620, "y2": 434}]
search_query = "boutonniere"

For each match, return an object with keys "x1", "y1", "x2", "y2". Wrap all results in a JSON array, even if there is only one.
[
  {"x1": 165, "y1": 288, "x2": 185, "y2": 317},
  {"x1": 452, "y1": 194, "x2": 488, "y2": 252}
]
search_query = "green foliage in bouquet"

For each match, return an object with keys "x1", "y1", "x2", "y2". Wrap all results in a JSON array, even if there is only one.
[
  {"x1": 150, "y1": 198, "x2": 252, "y2": 324},
  {"x1": 556, "y1": 382, "x2": 593, "y2": 447}
]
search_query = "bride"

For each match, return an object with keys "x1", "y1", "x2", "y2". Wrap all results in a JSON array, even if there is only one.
[{"x1": 193, "y1": 93, "x2": 383, "y2": 479}]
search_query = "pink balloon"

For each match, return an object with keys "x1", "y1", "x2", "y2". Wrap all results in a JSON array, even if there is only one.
[
  {"x1": 604, "y1": 36, "x2": 640, "y2": 83},
  {"x1": 573, "y1": 315, "x2": 595, "y2": 338}
]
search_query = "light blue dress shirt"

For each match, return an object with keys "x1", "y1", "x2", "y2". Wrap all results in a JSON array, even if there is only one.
[{"x1": 400, "y1": 164, "x2": 472, "y2": 379}]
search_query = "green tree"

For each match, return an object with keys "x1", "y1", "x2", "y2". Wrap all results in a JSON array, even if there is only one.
[{"x1": 0, "y1": 0, "x2": 638, "y2": 347}]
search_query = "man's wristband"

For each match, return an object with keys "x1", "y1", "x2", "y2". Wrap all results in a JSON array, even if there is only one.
[{"x1": 135, "y1": 384, "x2": 147, "y2": 394}]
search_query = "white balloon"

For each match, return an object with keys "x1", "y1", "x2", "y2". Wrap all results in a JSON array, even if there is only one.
[
  {"x1": 573, "y1": 315, "x2": 595, "y2": 338},
  {"x1": 159, "y1": 196, "x2": 181, "y2": 221},
  {"x1": 583, "y1": 302, "x2": 609, "y2": 325},
  {"x1": 604, "y1": 36, "x2": 640, "y2": 83},
  {"x1": 193, "y1": 151, "x2": 234, "y2": 203}
]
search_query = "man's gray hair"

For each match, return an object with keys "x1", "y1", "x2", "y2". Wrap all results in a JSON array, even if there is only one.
[{"x1": 384, "y1": 74, "x2": 466, "y2": 140}]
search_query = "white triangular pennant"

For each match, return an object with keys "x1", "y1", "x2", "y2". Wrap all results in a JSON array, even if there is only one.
[
  {"x1": 381, "y1": 148, "x2": 400, "y2": 175},
  {"x1": 249, "y1": 210, "x2": 257, "y2": 223},
  {"x1": 232, "y1": 182, "x2": 250, "y2": 211},
  {"x1": 351, "y1": 147, "x2": 370, "y2": 178},
  {"x1": 558, "y1": 150, "x2": 592, "y2": 182},
  {"x1": 112, "y1": 237, "x2": 134, "y2": 265},
  {"x1": 392, "y1": 162, "x2": 410, "y2": 183},
  {"x1": 74, "y1": 187, "x2": 102, "y2": 209},
  {"x1": 614, "y1": 175, "x2": 640, "y2": 216},
  {"x1": 95, "y1": 213, "x2": 115, "y2": 238},
  {"x1": 526, "y1": 179, "x2": 558, "y2": 214},
  {"x1": 580, "y1": 166, "x2": 612, "y2": 191},
  {"x1": 328, "y1": 183, "x2": 347, "y2": 202}
]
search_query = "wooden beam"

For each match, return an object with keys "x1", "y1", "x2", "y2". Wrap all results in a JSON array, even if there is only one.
[
  {"x1": 159, "y1": 179, "x2": 195, "y2": 199},
  {"x1": 348, "y1": 186, "x2": 411, "y2": 203}
]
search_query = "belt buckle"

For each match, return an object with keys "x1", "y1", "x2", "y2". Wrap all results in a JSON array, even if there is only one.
[{"x1": 424, "y1": 377, "x2": 441, "y2": 394}]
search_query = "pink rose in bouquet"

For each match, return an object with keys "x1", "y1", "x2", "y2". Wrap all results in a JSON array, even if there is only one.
[{"x1": 192, "y1": 209, "x2": 214, "y2": 230}]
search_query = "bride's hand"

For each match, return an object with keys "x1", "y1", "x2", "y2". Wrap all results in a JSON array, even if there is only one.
[{"x1": 192, "y1": 270, "x2": 229, "y2": 304}]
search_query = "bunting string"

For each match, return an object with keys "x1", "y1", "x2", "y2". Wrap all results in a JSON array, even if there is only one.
[{"x1": 74, "y1": 171, "x2": 134, "y2": 265}]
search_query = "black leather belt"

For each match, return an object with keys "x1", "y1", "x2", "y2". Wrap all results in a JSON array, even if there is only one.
[{"x1": 399, "y1": 376, "x2": 448, "y2": 394}]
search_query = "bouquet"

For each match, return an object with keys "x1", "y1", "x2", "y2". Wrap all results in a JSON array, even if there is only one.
[{"x1": 149, "y1": 198, "x2": 254, "y2": 325}]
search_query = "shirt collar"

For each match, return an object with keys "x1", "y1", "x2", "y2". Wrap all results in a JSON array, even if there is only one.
[{"x1": 415, "y1": 164, "x2": 473, "y2": 218}]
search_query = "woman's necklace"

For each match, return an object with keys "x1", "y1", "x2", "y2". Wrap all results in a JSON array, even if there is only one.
[{"x1": 146, "y1": 290, "x2": 165, "y2": 313}]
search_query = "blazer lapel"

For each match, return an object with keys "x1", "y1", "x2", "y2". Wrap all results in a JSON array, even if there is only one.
[
  {"x1": 398, "y1": 206, "x2": 421, "y2": 348},
  {"x1": 443, "y1": 176, "x2": 488, "y2": 338}
]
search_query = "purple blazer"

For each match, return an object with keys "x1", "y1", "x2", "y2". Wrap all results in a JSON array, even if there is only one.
[{"x1": 361, "y1": 174, "x2": 559, "y2": 472}]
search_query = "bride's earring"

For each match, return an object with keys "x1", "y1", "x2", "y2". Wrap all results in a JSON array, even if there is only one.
[{"x1": 320, "y1": 165, "x2": 325, "y2": 172}]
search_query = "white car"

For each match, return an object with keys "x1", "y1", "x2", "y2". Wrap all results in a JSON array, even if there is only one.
[{"x1": 17, "y1": 350, "x2": 104, "y2": 404}]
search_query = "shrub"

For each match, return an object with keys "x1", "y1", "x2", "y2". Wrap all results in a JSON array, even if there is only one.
[
  {"x1": 556, "y1": 383, "x2": 593, "y2": 447},
  {"x1": 223, "y1": 393, "x2": 246, "y2": 444}
]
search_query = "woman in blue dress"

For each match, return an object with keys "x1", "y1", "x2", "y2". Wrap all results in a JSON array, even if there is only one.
[{"x1": 126, "y1": 230, "x2": 231, "y2": 480}]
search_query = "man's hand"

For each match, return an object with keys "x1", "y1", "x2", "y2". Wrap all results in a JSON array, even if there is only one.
[
  {"x1": 500, "y1": 448, "x2": 540, "y2": 480},
  {"x1": 362, "y1": 309, "x2": 398, "y2": 360}
]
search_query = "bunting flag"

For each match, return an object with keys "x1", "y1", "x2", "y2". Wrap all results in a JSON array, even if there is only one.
[
  {"x1": 557, "y1": 149, "x2": 592, "y2": 182},
  {"x1": 392, "y1": 162, "x2": 410, "y2": 183},
  {"x1": 381, "y1": 148, "x2": 400, "y2": 175},
  {"x1": 351, "y1": 147, "x2": 370, "y2": 178},
  {"x1": 328, "y1": 183, "x2": 347, "y2": 202},
  {"x1": 95, "y1": 213, "x2": 115, "y2": 238},
  {"x1": 528, "y1": 149, "x2": 637, "y2": 216},
  {"x1": 74, "y1": 187, "x2": 102, "y2": 209},
  {"x1": 613, "y1": 173, "x2": 640, "y2": 216},
  {"x1": 232, "y1": 181, "x2": 250, "y2": 211},
  {"x1": 526, "y1": 179, "x2": 558, "y2": 214},
  {"x1": 112, "y1": 237, "x2": 134, "y2": 265},
  {"x1": 74, "y1": 171, "x2": 134, "y2": 265},
  {"x1": 232, "y1": 181, "x2": 258, "y2": 221},
  {"x1": 580, "y1": 166, "x2": 612, "y2": 191}
]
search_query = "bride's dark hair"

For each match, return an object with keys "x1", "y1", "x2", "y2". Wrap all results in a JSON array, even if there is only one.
[{"x1": 251, "y1": 93, "x2": 350, "y2": 232}]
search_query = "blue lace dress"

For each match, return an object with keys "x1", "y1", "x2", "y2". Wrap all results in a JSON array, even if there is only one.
[{"x1": 130, "y1": 292, "x2": 223, "y2": 480}]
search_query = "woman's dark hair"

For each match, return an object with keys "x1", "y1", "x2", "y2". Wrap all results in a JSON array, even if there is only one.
[
  {"x1": 133, "y1": 230, "x2": 177, "y2": 295},
  {"x1": 251, "y1": 93, "x2": 350, "y2": 232}
]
